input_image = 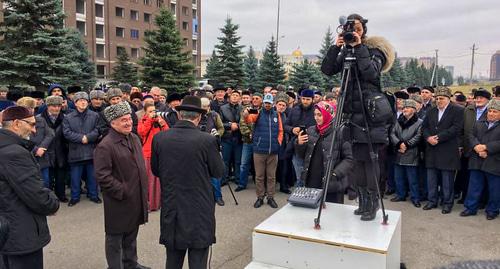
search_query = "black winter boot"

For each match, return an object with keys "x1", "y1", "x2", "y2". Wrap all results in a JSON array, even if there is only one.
[
  {"x1": 354, "y1": 187, "x2": 368, "y2": 216},
  {"x1": 361, "y1": 191, "x2": 380, "y2": 221}
]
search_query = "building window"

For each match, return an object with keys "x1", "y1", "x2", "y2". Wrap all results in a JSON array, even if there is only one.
[
  {"x1": 76, "y1": 21, "x2": 86, "y2": 36},
  {"x1": 131, "y1": 29, "x2": 139, "y2": 39},
  {"x1": 192, "y1": 9, "x2": 197, "y2": 19},
  {"x1": 96, "y1": 65, "x2": 106, "y2": 78},
  {"x1": 95, "y1": 4, "x2": 104, "y2": 18},
  {"x1": 170, "y1": 4, "x2": 176, "y2": 15},
  {"x1": 96, "y1": 44, "x2": 105, "y2": 58},
  {"x1": 182, "y1": 6, "x2": 189, "y2": 16},
  {"x1": 192, "y1": 39, "x2": 197, "y2": 50},
  {"x1": 144, "y1": 0, "x2": 151, "y2": 5},
  {"x1": 192, "y1": 55, "x2": 197, "y2": 65},
  {"x1": 116, "y1": 27, "x2": 125, "y2": 38},
  {"x1": 183, "y1": 38, "x2": 189, "y2": 47},
  {"x1": 95, "y1": 24, "x2": 104, "y2": 39},
  {"x1": 76, "y1": 0, "x2": 86, "y2": 15},
  {"x1": 182, "y1": 21, "x2": 189, "y2": 31},
  {"x1": 144, "y1": 13, "x2": 151, "y2": 23},
  {"x1": 156, "y1": 0, "x2": 164, "y2": 8},
  {"x1": 130, "y1": 10, "x2": 139, "y2": 21},
  {"x1": 131, "y1": 48, "x2": 140, "y2": 59},
  {"x1": 115, "y1": 7, "x2": 124, "y2": 18},
  {"x1": 117, "y1": 46, "x2": 126, "y2": 56},
  {"x1": 192, "y1": 0, "x2": 197, "y2": 4}
]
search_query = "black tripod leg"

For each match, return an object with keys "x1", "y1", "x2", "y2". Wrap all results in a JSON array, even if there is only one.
[
  {"x1": 226, "y1": 182, "x2": 239, "y2": 205},
  {"x1": 352, "y1": 68, "x2": 389, "y2": 225}
]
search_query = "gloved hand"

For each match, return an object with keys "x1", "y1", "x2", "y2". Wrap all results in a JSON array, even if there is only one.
[{"x1": 210, "y1": 129, "x2": 220, "y2": 137}]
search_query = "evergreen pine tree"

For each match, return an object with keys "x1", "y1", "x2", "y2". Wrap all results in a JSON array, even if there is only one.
[
  {"x1": 319, "y1": 26, "x2": 340, "y2": 90},
  {"x1": 214, "y1": 17, "x2": 245, "y2": 87},
  {"x1": 0, "y1": 0, "x2": 87, "y2": 90},
  {"x1": 289, "y1": 59, "x2": 325, "y2": 90},
  {"x1": 112, "y1": 48, "x2": 139, "y2": 86},
  {"x1": 404, "y1": 59, "x2": 418, "y2": 85},
  {"x1": 64, "y1": 29, "x2": 96, "y2": 90},
  {"x1": 243, "y1": 46, "x2": 259, "y2": 89},
  {"x1": 140, "y1": 8, "x2": 195, "y2": 91},
  {"x1": 204, "y1": 50, "x2": 221, "y2": 79},
  {"x1": 256, "y1": 36, "x2": 285, "y2": 89},
  {"x1": 387, "y1": 58, "x2": 407, "y2": 88}
]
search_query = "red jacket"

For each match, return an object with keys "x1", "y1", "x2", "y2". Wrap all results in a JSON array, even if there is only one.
[{"x1": 138, "y1": 115, "x2": 168, "y2": 158}]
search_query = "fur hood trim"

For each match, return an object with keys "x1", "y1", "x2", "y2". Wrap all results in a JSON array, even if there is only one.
[{"x1": 364, "y1": 36, "x2": 395, "y2": 73}]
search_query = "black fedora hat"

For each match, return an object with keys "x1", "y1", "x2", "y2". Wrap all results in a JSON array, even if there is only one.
[{"x1": 175, "y1": 96, "x2": 206, "y2": 114}]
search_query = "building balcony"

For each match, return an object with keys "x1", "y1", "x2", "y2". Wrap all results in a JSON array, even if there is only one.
[
  {"x1": 95, "y1": 0, "x2": 104, "y2": 4},
  {"x1": 192, "y1": 50, "x2": 198, "y2": 55},
  {"x1": 96, "y1": 38, "x2": 106, "y2": 44},
  {"x1": 95, "y1": 17, "x2": 104, "y2": 24},
  {"x1": 192, "y1": 33, "x2": 198, "y2": 40},
  {"x1": 170, "y1": 0, "x2": 176, "y2": 3},
  {"x1": 192, "y1": 4, "x2": 197, "y2": 9}
]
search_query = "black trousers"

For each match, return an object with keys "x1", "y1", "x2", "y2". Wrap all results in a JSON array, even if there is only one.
[
  {"x1": 105, "y1": 227, "x2": 139, "y2": 269},
  {"x1": 166, "y1": 247, "x2": 209, "y2": 269},
  {"x1": 352, "y1": 144, "x2": 381, "y2": 193},
  {"x1": 49, "y1": 167, "x2": 67, "y2": 200},
  {"x1": 2, "y1": 248, "x2": 43, "y2": 269}
]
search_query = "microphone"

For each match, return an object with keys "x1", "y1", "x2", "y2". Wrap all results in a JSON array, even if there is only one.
[{"x1": 339, "y1": 15, "x2": 347, "y2": 26}]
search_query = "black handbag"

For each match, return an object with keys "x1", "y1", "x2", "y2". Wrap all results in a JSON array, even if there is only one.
[
  {"x1": 364, "y1": 90, "x2": 395, "y2": 125},
  {"x1": 0, "y1": 215, "x2": 9, "y2": 250}
]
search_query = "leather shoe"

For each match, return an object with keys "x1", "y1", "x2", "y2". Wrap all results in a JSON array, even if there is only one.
[
  {"x1": 422, "y1": 203, "x2": 437, "y2": 210},
  {"x1": 59, "y1": 197, "x2": 69, "y2": 203},
  {"x1": 254, "y1": 198, "x2": 264, "y2": 208},
  {"x1": 267, "y1": 198, "x2": 278, "y2": 208},
  {"x1": 135, "y1": 264, "x2": 151, "y2": 269},
  {"x1": 234, "y1": 186, "x2": 246, "y2": 192},
  {"x1": 390, "y1": 197, "x2": 406, "y2": 202},
  {"x1": 68, "y1": 199, "x2": 80, "y2": 207},
  {"x1": 459, "y1": 210, "x2": 476, "y2": 217},
  {"x1": 90, "y1": 197, "x2": 102, "y2": 204},
  {"x1": 441, "y1": 207, "x2": 452, "y2": 214},
  {"x1": 385, "y1": 189, "x2": 395, "y2": 196},
  {"x1": 215, "y1": 198, "x2": 225, "y2": 206},
  {"x1": 412, "y1": 201, "x2": 421, "y2": 208},
  {"x1": 486, "y1": 214, "x2": 498, "y2": 220},
  {"x1": 280, "y1": 189, "x2": 292, "y2": 194}
]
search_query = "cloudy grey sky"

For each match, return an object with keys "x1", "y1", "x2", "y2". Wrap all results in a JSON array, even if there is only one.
[{"x1": 201, "y1": 0, "x2": 500, "y2": 78}]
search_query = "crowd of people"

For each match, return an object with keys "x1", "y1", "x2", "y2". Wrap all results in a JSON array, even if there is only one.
[{"x1": 0, "y1": 80, "x2": 499, "y2": 268}]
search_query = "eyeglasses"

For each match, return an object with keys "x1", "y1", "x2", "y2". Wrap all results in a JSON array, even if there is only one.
[{"x1": 19, "y1": 119, "x2": 36, "y2": 127}]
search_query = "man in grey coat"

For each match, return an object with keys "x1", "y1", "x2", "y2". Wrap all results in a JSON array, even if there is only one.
[{"x1": 151, "y1": 96, "x2": 225, "y2": 269}]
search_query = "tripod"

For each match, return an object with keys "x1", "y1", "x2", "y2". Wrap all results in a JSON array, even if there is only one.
[{"x1": 314, "y1": 47, "x2": 388, "y2": 229}]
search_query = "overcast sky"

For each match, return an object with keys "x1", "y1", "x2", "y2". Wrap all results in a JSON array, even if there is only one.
[{"x1": 201, "y1": 0, "x2": 500, "y2": 78}]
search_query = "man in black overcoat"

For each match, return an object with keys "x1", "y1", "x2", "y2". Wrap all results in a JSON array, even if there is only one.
[
  {"x1": 151, "y1": 96, "x2": 225, "y2": 269},
  {"x1": 422, "y1": 87, "x2": 464, "y2": 214}
]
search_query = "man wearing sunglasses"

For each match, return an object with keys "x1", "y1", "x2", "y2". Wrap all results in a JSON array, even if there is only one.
[{"x1": 0, "y1": 106, "x2": 60, "y2": 269}]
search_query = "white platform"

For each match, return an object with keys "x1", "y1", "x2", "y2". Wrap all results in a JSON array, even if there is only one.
[{"x1": 245, "y1": 203, "x2": 401, "y2": 269}]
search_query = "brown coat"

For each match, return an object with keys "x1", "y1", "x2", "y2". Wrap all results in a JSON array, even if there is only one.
[{"x1": 94, "y1": 128, "x2": 148, "y2": 234}]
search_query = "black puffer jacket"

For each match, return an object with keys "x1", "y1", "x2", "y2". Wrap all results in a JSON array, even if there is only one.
[
  {"x1": 0, "y1": 129, "x2": 60, "y2": 255},
  {"x1": 295, "y1": 125, "x2": 353, "y2": 197},
  {"x1": 390, "y1": 114, "x2": 423, "y2": 166},
  {"x1": 321, "y1": 36, "x2": 395, "y2": 144}
]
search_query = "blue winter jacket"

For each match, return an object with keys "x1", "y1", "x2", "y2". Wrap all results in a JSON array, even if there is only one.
[
  {"x1": 62, "y1": 108, "x2": 100, "y2": 163},
  {"x1": 252, "y1": 108, "x2": 281, "y2": 155}
]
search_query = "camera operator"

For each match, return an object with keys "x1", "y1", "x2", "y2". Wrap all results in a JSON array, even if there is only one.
[
  {"x1": 296, "y1": 101, "x2": 353, "y2": 204},
  {"x1": 138, "y1": 103, "x2": 169, "y2": 212},
  {"x1": 199, "y1": 97, "x2": 226, "y2": 206},
  {"x1": 321, "y1": 13, "x2": 395, "y2": 221}
]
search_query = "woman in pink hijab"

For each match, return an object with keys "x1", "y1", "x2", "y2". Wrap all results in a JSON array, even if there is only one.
[{"x1": 296, "y1": 101, "x2": 353, "y2": 204}]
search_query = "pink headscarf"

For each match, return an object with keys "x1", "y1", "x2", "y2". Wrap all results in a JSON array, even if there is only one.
[{"x1": 315, "y1": 101, "x2": 336, "y2": 135}]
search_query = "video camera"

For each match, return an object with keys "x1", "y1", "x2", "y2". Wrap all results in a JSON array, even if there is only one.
[{"x1": 338, "y1": 15, "x2": 368, "y2": 44}]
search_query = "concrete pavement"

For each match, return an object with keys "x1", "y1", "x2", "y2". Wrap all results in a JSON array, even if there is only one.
[{"x1": 44, "y1": 183, "x2": 500, "y2": 269}]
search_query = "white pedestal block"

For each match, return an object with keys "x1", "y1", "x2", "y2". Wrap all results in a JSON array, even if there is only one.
[{"x1": 245, "y1": 203, "x2": 401, "y2": 269}]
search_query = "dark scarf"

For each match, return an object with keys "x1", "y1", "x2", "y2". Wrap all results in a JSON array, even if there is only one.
[
  {"x1": 398, "y1": 113, "x2": 418, "y2": 130},
  {"x1": 41, "y1": 109, "x2": 64, "y2": 130}
]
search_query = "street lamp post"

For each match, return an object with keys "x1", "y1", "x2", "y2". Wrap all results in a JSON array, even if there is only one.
[{"x1": 276, "y1": 0, "x2": 281, "y2": 54}]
